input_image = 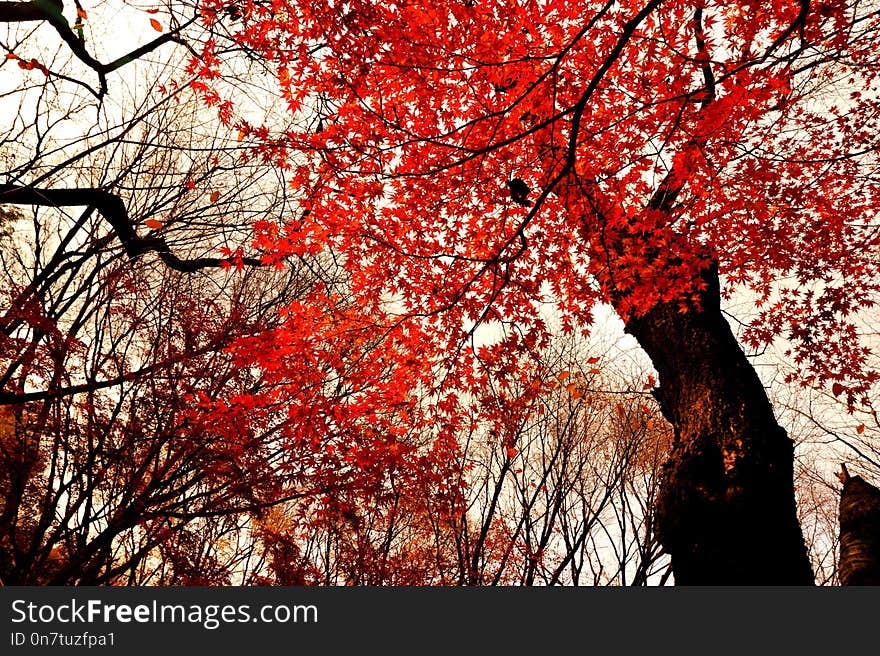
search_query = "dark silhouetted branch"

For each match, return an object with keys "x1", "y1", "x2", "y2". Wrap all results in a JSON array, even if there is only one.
[
  {"x1": 0, "y1": 184, "x2": 262, "y2": 272},
  {"x1": 0, "y1": 1, "x2": 195, "y2": 96}
]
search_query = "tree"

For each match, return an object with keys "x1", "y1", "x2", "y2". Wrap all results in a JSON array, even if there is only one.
[
  {"x1": 0, "y1": 1, "x2": 439, "y2": 583},
  {"x1": 5, "y1": 0, "x2": 880, "y2": 586},
  {"x1": 0, "y1": 84, "x2": 311, "y2": 581},
  {"x1": 184, "y1": 0, "x2": 880, "y2": 583},
  {"x1": 233, "y1": 332, "x2": 674, "y2": 586}
]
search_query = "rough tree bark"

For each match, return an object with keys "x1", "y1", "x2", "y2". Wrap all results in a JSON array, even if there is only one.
[
  {"x1": 837, "y1": 465, "x2": 880, "y2": 585},
  {"x1": 625, "y1": 264, "x2": 815, "y2": 584}
]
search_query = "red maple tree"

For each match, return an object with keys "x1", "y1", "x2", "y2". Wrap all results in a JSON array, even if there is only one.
[
  {"x1": 3, "y1": 0, "x2": 880, "y2": 585},
  {"x1": 187, "y1": 0, "x2": 880, "y2": 583}
]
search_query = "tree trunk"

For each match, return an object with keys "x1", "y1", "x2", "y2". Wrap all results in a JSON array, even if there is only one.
[
  {"x1": 837, "y1": 465, "x2": 880, "y2": 585},
  {"x1": 624, "y1": 263, "x2": 814, "y2": 584}
]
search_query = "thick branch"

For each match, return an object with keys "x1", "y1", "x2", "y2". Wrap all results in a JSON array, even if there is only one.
[
  {"x1": 0, "y1": 1, "x2": 194, "y2": 96},
  {"x1": 0, "y1": 184, "x2": 262, "y2": 273},
  {"x1": 0, "y1": 346, "x2": 212, "y2": 405},
  {"x1": 0, "y1": 1, "x2": 44, "y2": 21}
]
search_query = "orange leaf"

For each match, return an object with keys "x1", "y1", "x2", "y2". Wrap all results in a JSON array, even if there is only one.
[
  {"x1": 558, "y1": 371, "x2": 570, "y2": 380},
  {"x1": 77, "y1": 8, "x2": 88, "y2": 19},
  {"x1": 506, "y1": 446, "x2": 518, "y2": 459},
  {"x1": 150, "y1": 18, "x2": 163, "y2": 32},
  {"x1": 144, "y1": 219, "x2": 163, "y2": 229},
  {"x1": 587, "y1": 356, "x2": 600, "y2": 364},
  {"x1": 5, "y1": 53, "x2": 18, "y2": 60},
  {"x1": 210, "y1": 191, "x2": 220, "y2": 203}
]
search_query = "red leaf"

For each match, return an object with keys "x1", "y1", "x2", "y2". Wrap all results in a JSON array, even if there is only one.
[
  {"x1": 150, "y1": 18, "x2": 163, "y2": 32},
  {"x1": 857, "y1": 424, "x2": 865, "y2": 435},
  {"x1": 144, "y1": 219, "x2": 163, "y2": 229},
  {"x1": 210, "y1": 191, "x2": 220, "y2": 203},
  {"x1": 832, "y1": 382, "x2": 845, "y2": 397},
  {"x1": 506, "y1": 446, "x2": 518, "y2": 459}
]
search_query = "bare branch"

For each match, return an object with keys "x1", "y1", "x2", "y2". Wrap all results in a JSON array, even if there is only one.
[
  {"x1": 0, "y1": 184, "x2": 263, "y2": 272},
  {"x1": 0, "y1": 2, "x2": 196, "y2": 95}
]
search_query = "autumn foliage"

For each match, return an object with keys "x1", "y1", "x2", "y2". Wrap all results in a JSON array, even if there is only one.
[
  {"x1": 3, "y1": 0, "x2": 880, "y2": 584},
  {"x1": 183, "y1": 0, "x2": 880, "y2": 402}
]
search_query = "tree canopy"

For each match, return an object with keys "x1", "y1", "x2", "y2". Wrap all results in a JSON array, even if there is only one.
[{"x1": 3, "y1": 0, "x2": 880, "y2": 584}]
